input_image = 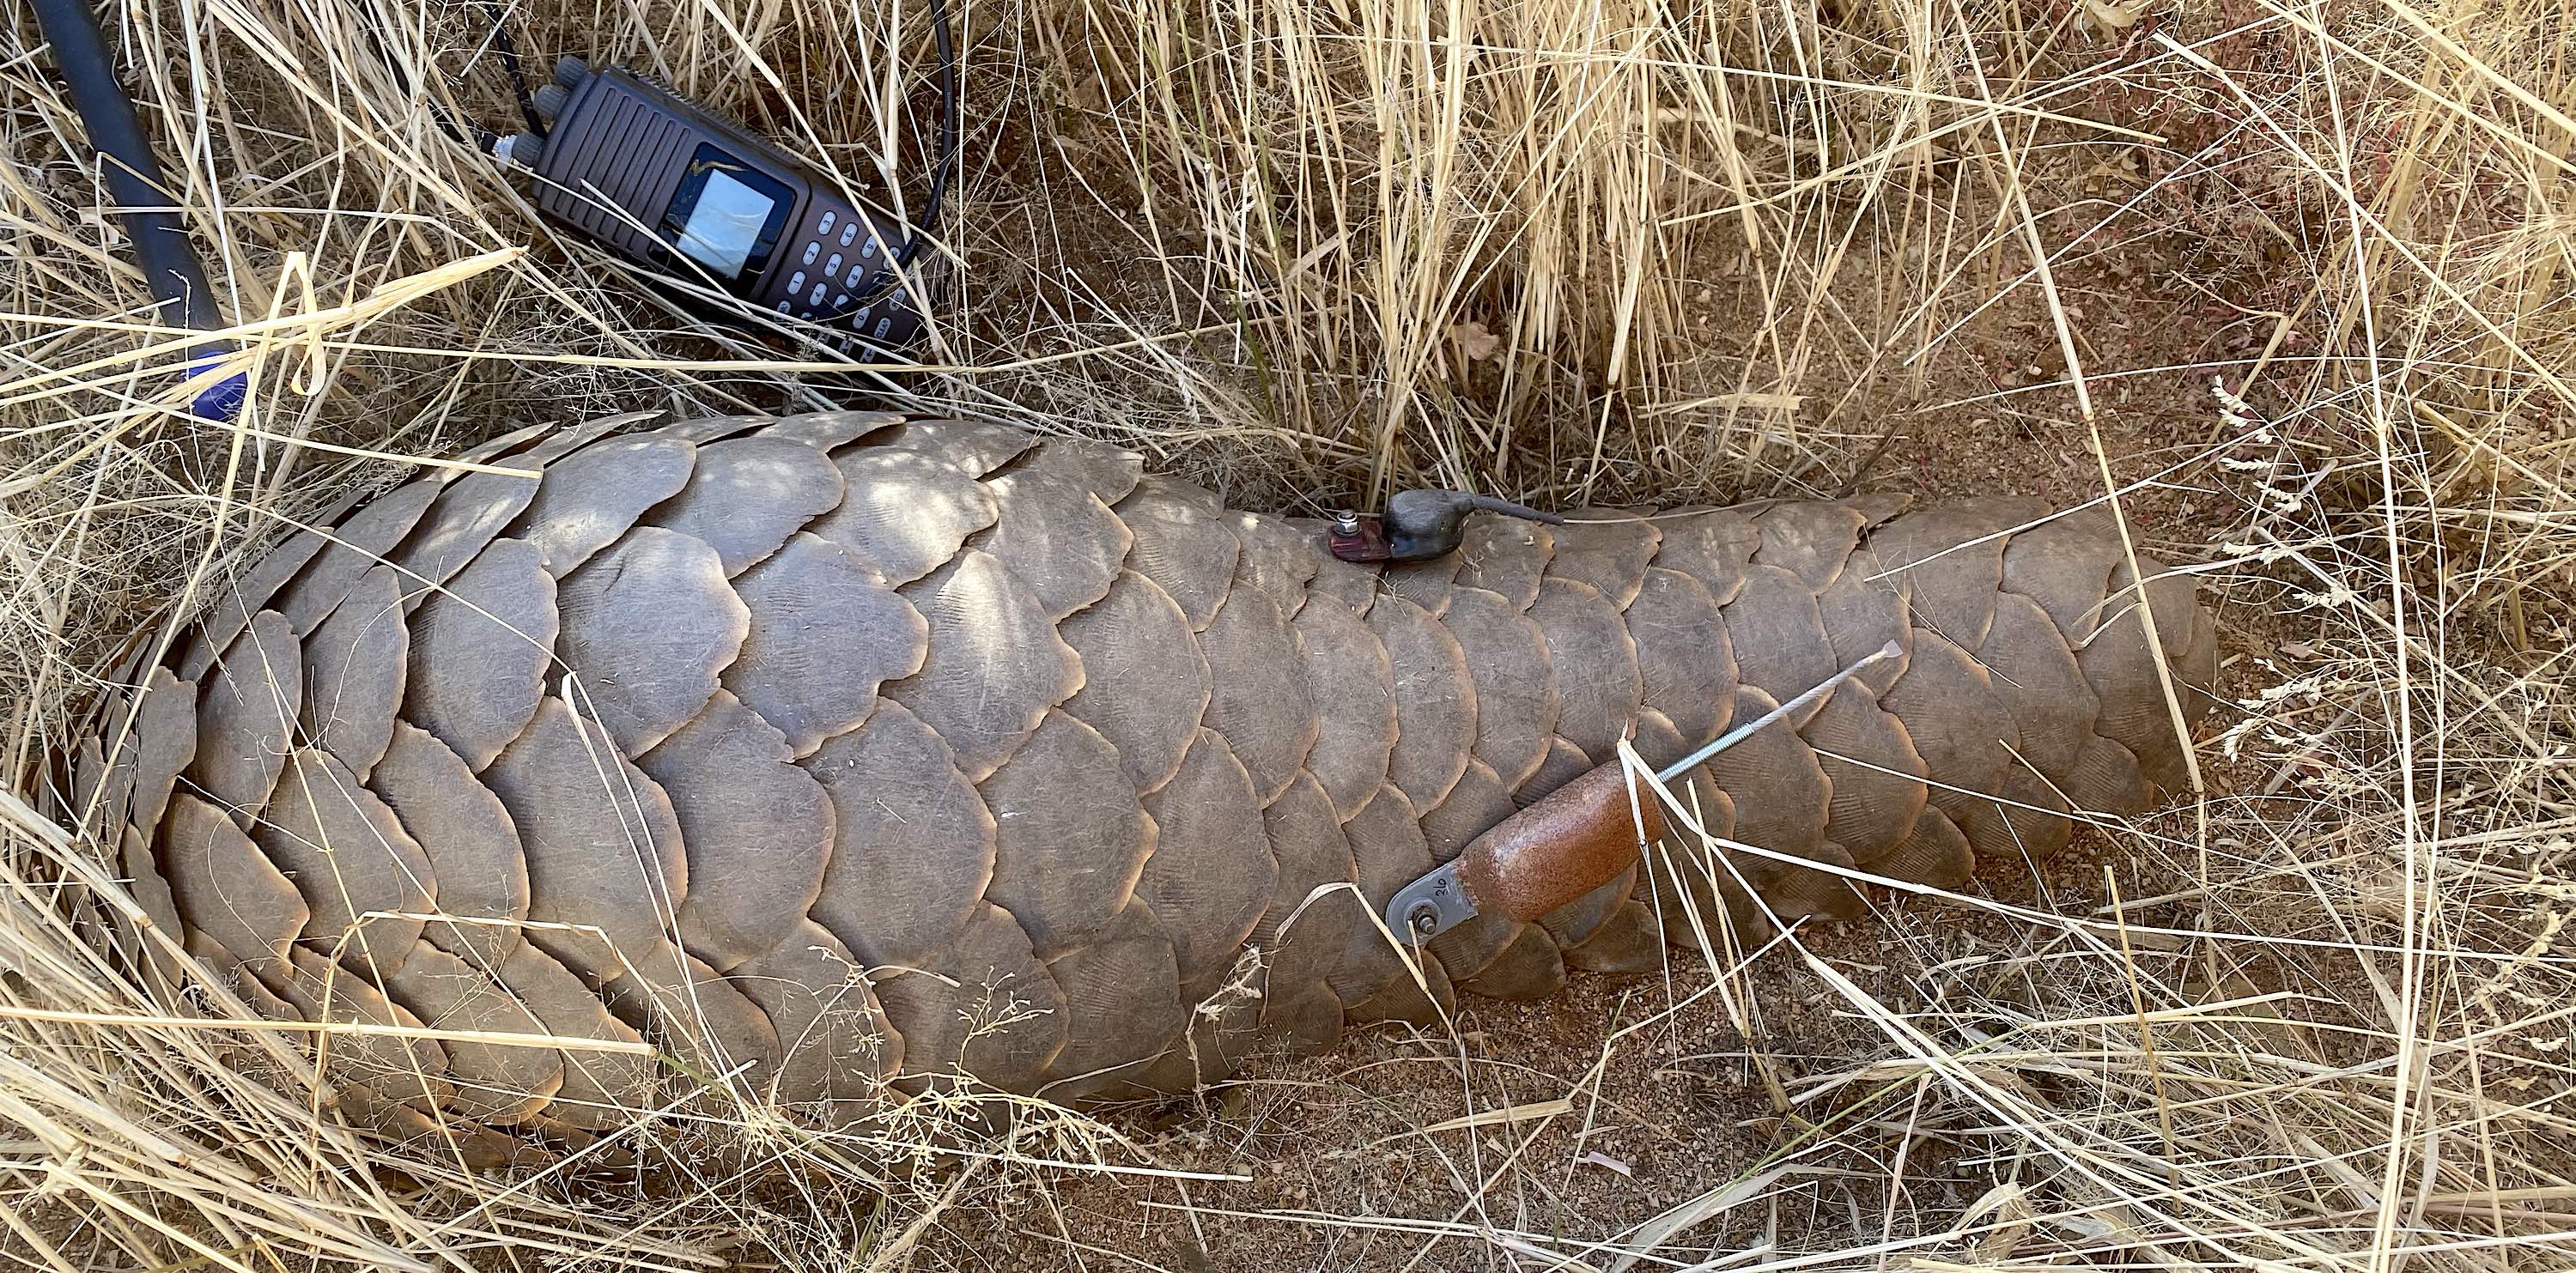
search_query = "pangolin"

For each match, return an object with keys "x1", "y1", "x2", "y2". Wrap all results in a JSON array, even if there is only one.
[{"x1": 71, "y1": 410, "x2": 2217, "y2": 1156}]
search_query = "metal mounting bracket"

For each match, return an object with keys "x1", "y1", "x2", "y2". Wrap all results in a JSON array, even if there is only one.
[{"x1": 1382, "y1": 858, "x2": 1476, "y2": 944}]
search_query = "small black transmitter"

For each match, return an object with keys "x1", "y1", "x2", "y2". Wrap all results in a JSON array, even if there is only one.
[{"x1": 493, "y1": 57, "x2": 941, "y2": 357}]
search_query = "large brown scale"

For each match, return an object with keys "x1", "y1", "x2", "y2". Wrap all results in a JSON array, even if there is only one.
[{"x1": 72, "y1": 411, "x2": 2218, "y2": 1160}]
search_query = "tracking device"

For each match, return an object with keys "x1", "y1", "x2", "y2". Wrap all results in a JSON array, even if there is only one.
[{"x1": 484, "y1": 31, "x2": 955, "y2": 359}]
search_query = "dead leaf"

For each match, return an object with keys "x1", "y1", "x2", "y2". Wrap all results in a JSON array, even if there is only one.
[
  {"x1": 1450, "y1": 320, "x2": 1502, "y2": 361},
  {"x1": 1579, "y1": 1150, "x2": 1633, "y2": 1177},
  {"x1": 2081, "y1": 0, "x2": 2142, "y2": 32},
  {"x1": 1962, "y1": 1180, "x2": 2034, "y2": 1259}
]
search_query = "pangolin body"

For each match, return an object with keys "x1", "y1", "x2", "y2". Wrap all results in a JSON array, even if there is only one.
[{"x1": 76, "y1": 411, "x2": 2217, "y2": 1152}]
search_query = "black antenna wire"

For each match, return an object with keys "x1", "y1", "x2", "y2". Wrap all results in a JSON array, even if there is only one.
[
  {"x1": 893, "y1": 0, "x2": 957, "y2": 270},
  {"x1": 478, "y1": 0, "x2": 545, "y2": 136},
  {"x1": 371, "y1": 2, "x2": 499, "y2": 149}
]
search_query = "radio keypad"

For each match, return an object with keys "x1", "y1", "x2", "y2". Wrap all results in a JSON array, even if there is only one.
[{"x1": 774, "y1": 205, "x2": 901, "y2": 324}]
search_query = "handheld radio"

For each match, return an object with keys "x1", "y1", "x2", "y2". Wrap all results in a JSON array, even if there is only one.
[{"x1": 480, "y1": 15, "x2": 955, "y2": 360}]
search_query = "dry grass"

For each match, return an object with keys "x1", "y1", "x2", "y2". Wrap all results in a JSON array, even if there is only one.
[{"x1": 5, "y1": 0, "x2": 2575, "y2": 1266}]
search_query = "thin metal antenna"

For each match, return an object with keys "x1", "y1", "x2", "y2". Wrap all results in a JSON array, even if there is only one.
[
  {"x1": 1381, "y1": 639, "x2": 1910, "y2": 945},
  {"x1": 1655, "y1": 640, "x2": 1904, "y2": 783}
]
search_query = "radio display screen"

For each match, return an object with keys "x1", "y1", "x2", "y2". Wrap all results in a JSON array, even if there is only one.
[{"x1": 661, "y1": 144, "x2": 795, "y2": 284}]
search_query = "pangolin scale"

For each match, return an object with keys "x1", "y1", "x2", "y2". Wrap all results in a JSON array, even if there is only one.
[{"x1": 74, "y1": 411, "x2": 2217, "y2": 1158}]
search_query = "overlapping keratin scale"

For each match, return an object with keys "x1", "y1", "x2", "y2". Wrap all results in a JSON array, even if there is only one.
[{"x1": 95, "y1": 414, "x2": 2216, "y2": 1159}]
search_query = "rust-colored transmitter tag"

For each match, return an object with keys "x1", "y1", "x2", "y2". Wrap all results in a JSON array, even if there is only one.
[
  {"x1": 1384, "y1": 639, "x2": 1902, "y2": 943},
  {"x1": 1386, "y1": 761, "x2": 1664, "y2": 941},
  {"x1": 1474, "y1": 761, "x2": 1665, "y2": 920}
]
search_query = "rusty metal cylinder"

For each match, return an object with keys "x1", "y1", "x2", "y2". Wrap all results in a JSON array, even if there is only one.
[{"x1": 1455, "y1": 759, "x2": 1668, "y2": 924}]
